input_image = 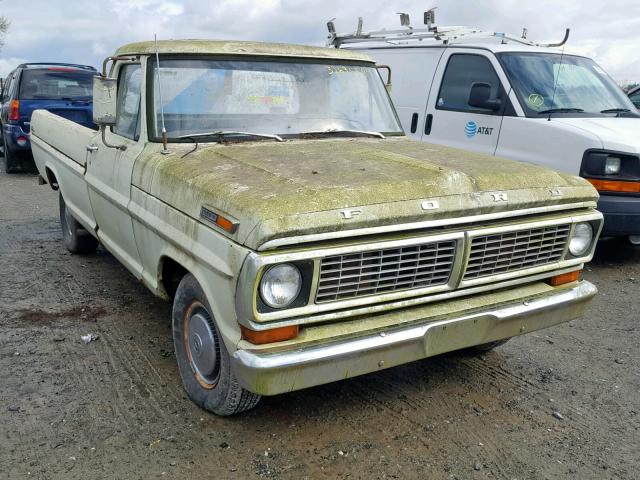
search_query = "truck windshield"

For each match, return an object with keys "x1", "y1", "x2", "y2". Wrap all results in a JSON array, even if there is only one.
[
  {"x1": 19, "y1": 69, "x2": 94, "y2": 101},
  {"x1": 497, "y1": 53, "x2": 637, "y2": 116},
  {"x1": 148, "y1": 58, "x2": 403, "y2": 141}
]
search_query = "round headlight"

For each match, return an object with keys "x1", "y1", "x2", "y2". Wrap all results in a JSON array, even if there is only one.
[
  {"x1": 569, "y1": 222, "x2": 594, "y2": 256},
  {"x1": 259, "y1": 264, "x2": 302, "y2": 309}
]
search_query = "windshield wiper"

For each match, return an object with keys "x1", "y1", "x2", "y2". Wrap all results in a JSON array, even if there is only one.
[
  {"x1": 537, "y1": 108, "x2": 585, "y2": 115},
  {"x1": 176, "y1": 131, "x2": 284, "y2": 142},
  {"x1": 300, "y1": 128, "x2": 385, "y2": 139},
  {"x1": 600, "y1": 108, "x2": 631, "y2": 114}
]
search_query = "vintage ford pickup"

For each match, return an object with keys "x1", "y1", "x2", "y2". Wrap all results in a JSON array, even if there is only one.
[{"x1": 30, "y1": 40, "x2": 603, "y2": 416}]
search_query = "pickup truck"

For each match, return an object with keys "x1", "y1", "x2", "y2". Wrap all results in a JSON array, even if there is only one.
[{"x1": 30, "y1": 40, "x2": 603, "y2": 416}]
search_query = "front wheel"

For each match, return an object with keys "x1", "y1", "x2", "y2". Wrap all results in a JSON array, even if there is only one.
[
  {"x1": 172, "y1": 273, "x2": 261, "y2": 416},
  {"x1": 628, "y1": 235, "x2": 640, "y2": 246},
  {"x1": 59, "y1": 193, "x2": 99, "y2": 254}
]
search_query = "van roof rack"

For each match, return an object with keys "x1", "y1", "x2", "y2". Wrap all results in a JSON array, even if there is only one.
[
  {"x1": 327, "y1": 9, "x2": 570, "y2": 49},
  {"x1": 17, "y1": 62, "x2": 97, "y2": 71}
]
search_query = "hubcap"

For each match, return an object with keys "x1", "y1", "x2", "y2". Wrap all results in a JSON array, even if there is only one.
[
  {"x1": 185, "y1": 310, "x2": 220, "y2": 386},
  {"x1": 63, "y1": 203, "x2": 74, "y2": 237},
  {"x1": 630, "y1": 235, "x2": 640, "y2": 246}
]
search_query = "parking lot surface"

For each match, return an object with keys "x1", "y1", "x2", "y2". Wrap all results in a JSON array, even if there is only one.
[{"x1": 1, "y1": 161, "x2": 639, "y2": 480}]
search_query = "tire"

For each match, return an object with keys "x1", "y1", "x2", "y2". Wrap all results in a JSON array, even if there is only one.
[
  {"x1": 628, "y1": 235, "x2": 640, "y2": 246},
  {"x1": 59, "y1": 193, "x2": 99, "y2": 254},
  {"x1": 172, "y1": 273, "x2": 261, "y2": 416},
  {"x1": 2, "y1": 130, "x2": 20, "y2": 174}
]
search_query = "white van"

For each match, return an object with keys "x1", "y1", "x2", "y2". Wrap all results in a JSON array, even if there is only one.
[{"x1": 328, "y1": 13, "x2": 640, "y2": 244}]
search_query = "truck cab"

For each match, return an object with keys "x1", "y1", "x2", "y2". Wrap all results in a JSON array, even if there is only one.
[{"x1": 331, "y1": 14, "x2": 640, "y2": 245}]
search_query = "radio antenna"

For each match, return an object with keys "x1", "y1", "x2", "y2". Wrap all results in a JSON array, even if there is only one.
[
  {"x1": 549, "y1": 43, "x2": 566, "y2": 121},
  {"x1": 154, "y1": 34, "x2": 169, "y2": 154}
]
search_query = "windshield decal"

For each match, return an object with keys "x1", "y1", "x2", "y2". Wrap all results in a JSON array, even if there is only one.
[{"x1": 527, "y1": 93, "x2": 545, "y2": 109}]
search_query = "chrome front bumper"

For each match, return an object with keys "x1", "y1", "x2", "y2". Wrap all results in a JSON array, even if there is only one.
[{"x1": 231, "y1": 281, "x2": 597, "y2": 396}]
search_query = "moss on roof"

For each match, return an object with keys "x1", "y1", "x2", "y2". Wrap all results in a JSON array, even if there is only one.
[{"x1": 115, "y1": 39, "x2": 373, "y2": 62}]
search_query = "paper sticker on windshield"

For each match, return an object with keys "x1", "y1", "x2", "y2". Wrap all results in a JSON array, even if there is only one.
[{"x1": 527, "y1": 93, "x2": 545, "y2": 108}]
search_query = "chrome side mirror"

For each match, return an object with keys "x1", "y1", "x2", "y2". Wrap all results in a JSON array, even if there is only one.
[
  {"x1": 377, "y1": 65, "x2": 392, "y2": 94},
  {"x1": 92, "y1": 76, "x2": 117, "y2": 126}
]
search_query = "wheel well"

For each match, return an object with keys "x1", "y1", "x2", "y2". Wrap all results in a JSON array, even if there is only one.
[
  {"x1": 45, "y1": 167, "x2": 59, "y2": 190},
  {"x1": 160, "y1": 257, "x2": 188, "y2": 299}
]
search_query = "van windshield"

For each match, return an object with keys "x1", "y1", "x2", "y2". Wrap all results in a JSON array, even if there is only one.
[
  {"x1": 148, "y1": 58, "x2": 403, "y2": 141},
  {"x1": 19, "y1": 69, "x2": 94, "y2": 101},
  {"x1": 497, "y1": 53, "x2": 637, "y2": 117}
]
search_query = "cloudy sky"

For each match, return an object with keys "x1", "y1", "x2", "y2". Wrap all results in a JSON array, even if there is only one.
[{"x1": 1, "y1": 0, "x2": 639, "y2": 83}]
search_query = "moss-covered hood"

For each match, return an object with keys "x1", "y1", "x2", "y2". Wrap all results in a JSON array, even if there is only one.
[{"x1": 132, "y1": 137, "x2": 597, "y2": 250}]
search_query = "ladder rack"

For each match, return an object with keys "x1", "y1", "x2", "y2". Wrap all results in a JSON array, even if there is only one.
[{"x1": 326, "y1": 12, "x2": 570, "y2": 49}]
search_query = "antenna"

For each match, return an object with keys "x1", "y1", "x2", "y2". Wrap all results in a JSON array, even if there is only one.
[
  {"x1": 548, "y1": 44, "x2": 567, "y2": 121},
  {"x1": 154, "y1": 34, "x2": 169, "y2": 154}
]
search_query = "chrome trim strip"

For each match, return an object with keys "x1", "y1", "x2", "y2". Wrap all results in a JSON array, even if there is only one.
[
  {"x1": 231, "y1": 281, "x2": 598, "y2": 396},
  {"x1": 257, "y1": 202, "x2": 597, "y2": 251}
]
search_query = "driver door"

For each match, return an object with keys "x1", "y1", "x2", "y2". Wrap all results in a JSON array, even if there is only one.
[
  {"x1": 422, "y1": 51, "x2": 509, "y2": 155},
  {"x1": 85, "y1": 63, "x2": 145, "y2": 278}
]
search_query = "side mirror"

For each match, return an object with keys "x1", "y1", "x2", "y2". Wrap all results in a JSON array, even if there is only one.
[
  {"x1": 377, "y1": 65, "x2": 392, "y2": 94},
  {"x1": 468, "y1": 82, "x2": 502, "y2": 111},
  {"x1": 92, "y1": 76, "x2": 117, "y2": 126}
]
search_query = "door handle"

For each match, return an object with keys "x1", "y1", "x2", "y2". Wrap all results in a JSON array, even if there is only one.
[
  {"x1": 424, "y1": 114, "x2": 433, "y2": 135},
  {"x1": 86, "y1": 144, "x2": 99, "y2": 153}
]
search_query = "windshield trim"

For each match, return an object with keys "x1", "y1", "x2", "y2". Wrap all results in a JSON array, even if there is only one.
[
  {"x1": 495, "y1": 52, "x2": 639, "y2": 119},
  {"x1": 145, "y1": 54, "x2": 404, "y2": 144}
]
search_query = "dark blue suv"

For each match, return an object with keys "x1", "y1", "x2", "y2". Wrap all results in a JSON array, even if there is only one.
[{"x1": 0, "y1": 63, "x2": 97, "y2": 173}]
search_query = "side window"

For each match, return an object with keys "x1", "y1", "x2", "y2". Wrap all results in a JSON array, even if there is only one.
[
  {"x1": 3, "y1": 73, "x2": 15, "y2": 101},
  {"x1": 114, "y1": 64, "x2": 142, "y2": 140},
  {"x1": 630, "y1": 90, "x2": 640, "y2": 107},
  {"x1": 436, "y1": 54, "x2": 503, "y2": 114}
]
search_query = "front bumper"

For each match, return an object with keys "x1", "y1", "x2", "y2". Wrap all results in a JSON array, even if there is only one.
[
  {"x1": 598, "y1": 194, "x2": 640, "y2": 236},
  {"x1": 231, "y1": 280, "x2": 597, "y2": 396}
]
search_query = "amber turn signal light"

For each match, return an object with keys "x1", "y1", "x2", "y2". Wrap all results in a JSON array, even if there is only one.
[
  {"x1": 587, "y1": 179, "x2": 640, "y2": 194},
  {"x1": 547, "y1": 270, "x2": 581, "y2": 286},
  {"x1": 240, "y1": 325, "x2": 299, "y2": 345}
]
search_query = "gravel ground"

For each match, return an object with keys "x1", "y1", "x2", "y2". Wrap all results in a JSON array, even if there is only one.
[{"x1": 1, "y1": 159, "x2": 638, "y2": 480}]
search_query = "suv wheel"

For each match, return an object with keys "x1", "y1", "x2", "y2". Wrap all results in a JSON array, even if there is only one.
[
  {"x1": 172, "y1": 273, "x2": 261, "y2": 416},
  {"x1": 2, "y1": 130, "x2": 20, "y2": 174},
  {"x1": 59, "y1": 193, "x2": 99, "y2": 254}
]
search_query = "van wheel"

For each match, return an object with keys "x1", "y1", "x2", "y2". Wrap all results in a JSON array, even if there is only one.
[
  {"x1": 172, "y1": 274, "x2": 261, "y2": 416},
  {"x1": 59, "y1": 193, "x2": 99, "y2": 254},
  {"x1": 2, "y1": 131, "x2": 20, "y2": 174}
]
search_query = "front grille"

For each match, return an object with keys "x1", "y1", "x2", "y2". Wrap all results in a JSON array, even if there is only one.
[
  {"x1": 463, "y1": 224, "x2": 570, "y2": 280},
  {"x1": 316, "y1": 240, "x2": 456, "y2": 303}
]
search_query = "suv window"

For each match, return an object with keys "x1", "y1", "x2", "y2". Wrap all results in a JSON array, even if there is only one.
[
  {"x1": 19, "y1": 68, "x2": 93, "y2": 100},
  {"x1": 114, "y1": 64, "x2": 142, "y2": 140},
  {"x1": 3, "y1": 72, "x2": 15, "y2": 101},
  {"x1": 436, "y1": 54, "x2": 502, "y2": 114}
]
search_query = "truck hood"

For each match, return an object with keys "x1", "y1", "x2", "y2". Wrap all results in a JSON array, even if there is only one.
[
  {"x1": 551, "y1": 116, "x2": 640, "y2": 153},
  {"x1": 133, "y1": 137, "x2": 597, "y2": 250}
]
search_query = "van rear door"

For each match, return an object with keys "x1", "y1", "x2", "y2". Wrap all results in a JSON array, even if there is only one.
[{"x1": 422, "y1": 50, "x2": 511, "y2": 155}]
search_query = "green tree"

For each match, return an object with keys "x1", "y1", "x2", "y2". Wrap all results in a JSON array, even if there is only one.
[{"x1": 0, "y1": 10, "x2": 8, "y2": 50}]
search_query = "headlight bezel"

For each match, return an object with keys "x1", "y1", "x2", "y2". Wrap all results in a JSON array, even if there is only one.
[
  {"x1": 256, "y1": 260, "x2": 313, "y2": 313},
  {"x1": 568, "y1": 221, "x2": 594, "y2": 257},
  {"x1": 581, "y1": 149, "x2": 640, "y2": 182}
]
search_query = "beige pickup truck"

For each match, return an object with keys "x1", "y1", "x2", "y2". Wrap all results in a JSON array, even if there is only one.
[{"x1": 31, "y1": 40, "x2": 603, "y2": 416}]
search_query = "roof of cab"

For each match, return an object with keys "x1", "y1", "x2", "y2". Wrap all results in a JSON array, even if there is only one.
[{"x1": 115, "y1": 39, "x2": 374, "y2": 63}]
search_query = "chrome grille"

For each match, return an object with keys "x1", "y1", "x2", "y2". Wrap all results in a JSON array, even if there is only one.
[
  {"x1": 316, "y1": 240, "x2": 456, "y2": 303},
  {"x1": 463, "y1": 224, "x2": 570, "y2": 280}
]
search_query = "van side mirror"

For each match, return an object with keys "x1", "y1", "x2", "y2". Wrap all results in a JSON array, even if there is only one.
[
  {"x1": 468, "y1": 82, "x2": 502, "y2": 111},
  {"x1": 93, "y1": 76, "x2": 118, "y2": 126},
  {"x1": 377, "y1": 65, "x2": 392, "y2": 94}
]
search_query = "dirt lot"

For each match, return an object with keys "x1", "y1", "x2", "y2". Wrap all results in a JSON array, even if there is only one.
[{"x1": 1, "y1": 159, "x2": 638, "y2": 480}]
